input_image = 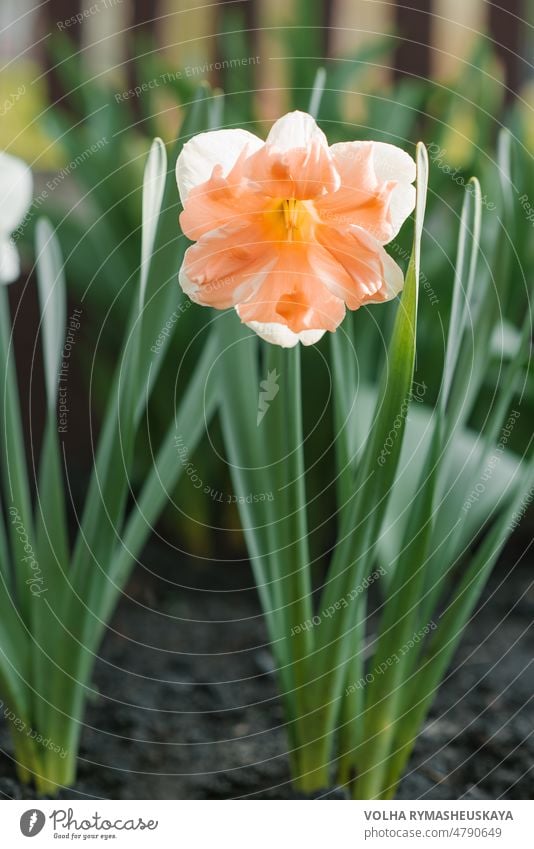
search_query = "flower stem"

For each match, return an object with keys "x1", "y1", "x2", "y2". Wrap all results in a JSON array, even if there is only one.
[
  {"x1": 336, "y1": 593, "x2": 367, "y2": 790},
  {"x1": 267, "y1": 344, "x2": 318, "y2": 784},
  {"x1": 10, "y1": 712, "x2": 77, "y2": 797},
  {"x1": 293, "y1": 737, "x2": 331, "y2": 794},
  {"x1": 12, "y1": 725, "x2": 40, "y2": 786}
]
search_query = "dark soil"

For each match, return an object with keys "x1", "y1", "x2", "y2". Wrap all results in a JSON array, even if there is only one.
[{"x1": 0, "y1": 537, "x2": 533, "y2": 800}]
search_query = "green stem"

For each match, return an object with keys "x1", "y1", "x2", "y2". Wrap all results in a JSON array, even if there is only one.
[
  {"x1": 292, "y1": 738, "x2": 331, "y2": 794},
  {"x1": 40, "y1": 737, "x2": 77, "y2": 794},
  {"x1": 0, "y1": 286, "x2": 34, "y2": 624},
  {"x1": 12, "y1": 724, "x2": 39, "y2": 785},
  {"x1": 10, "y1": 693, "x2": 81, "y2": 796},
  {"x1": 283, "y1": 345, "x2": 313, "y2": 659},
  {"x1": 336, "y1": 593, "x2": 367, "y2": 790},
  {"x1": 260, "y1": 343, "x2": 318, "y2": 783}
]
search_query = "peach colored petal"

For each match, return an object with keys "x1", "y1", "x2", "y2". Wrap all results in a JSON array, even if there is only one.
[
  {"x1": 176, "y1": 128, "x2": 263, "y2": 201},
  {"x1": 243, "y1": 111, "x2": 340, "y2": 200},
  {"x1": 236, "y1": 242, "x2": 346, "y2": 333},
  {"x1": 180, "y1": 221, "x2": 277, "y2": 308},
  {"x1": 180, "y1": 147, "x2": 270, "y2": 241},
  {"x1": 315, "y1": 223, "x2": 403, "y2": 309},
  {"x1": 316, "y1": 141, "x2": 415, "y2": 244}
]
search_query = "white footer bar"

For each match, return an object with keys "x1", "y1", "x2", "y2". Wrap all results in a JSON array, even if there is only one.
[{"x1": 1, "y1": 799, "x2": 532, "y2": 847}]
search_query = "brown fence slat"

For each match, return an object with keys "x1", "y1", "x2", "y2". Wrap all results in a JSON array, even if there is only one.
[
  {"x1": 395, "y1": 0, "x2": 432, "y2": 80},
  {"x1": 488, "y1": 0, "x2": 524, "y2": 98},
  {"x1": 40, "y1": 0, "x2": 82, "y2": 110},
  {"x1": 431, "y1": 0, "x2": 486, "y2": 79}
]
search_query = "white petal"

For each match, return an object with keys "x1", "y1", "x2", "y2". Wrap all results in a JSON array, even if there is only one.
[
  {"x1": 365, "y1": 248, "x2": 404, "y2": 304},
  {"x1": 176, "y1": 129, "x2": 263, "y2": 202},
  {"x1": 387, "y1": 182, "x2": 416, "y2": 241},
  {"x1": 237, "y1": 312, "x2": 326, "y2": 348},
  {"x1": 372, "y1": 144, "x2": 416, "y2": 242},
  {"x1": 265, "y1": 110, "x2": 329, "y2": 152},
  {"x1": 373, "y1": 144, "x2": 416, "y2": 241},
  {"x1": 371, "y1": 142, "x2": 416, "y2": 184},
  {"x1": 0, "y1": 238, "x2": 20, "y2": 284},
  {"x1": 178, "y1": 257, "x2": 199, "y2": 301},
  {"x1": 382, "y1": 250, "x2": 405, "y2": 299},
  {"x1": 0, "y1": 152, "x2": 32, "y2": 236}
]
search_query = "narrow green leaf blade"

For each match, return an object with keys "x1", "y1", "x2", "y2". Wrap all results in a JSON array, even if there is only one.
[
  {"x1": 32, "y1": 219, "x2": 70, "y2": 736},
  {"x1": 440, "y1": 178, "x2": 482, "y2": 414},
  {"x1": 35, "y1": 219, "x2": 67, "y2": 411},
  {"x1": 139, "y1": 138, "x2": 167, "y2": 307},
  {"x1": 308, "y1": 143, "x2": 429, "y2": 766},
  {"x1": 0, "y1": 287, "x2": 34, "y2": 623}
]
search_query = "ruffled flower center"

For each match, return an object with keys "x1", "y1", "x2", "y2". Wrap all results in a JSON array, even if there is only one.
[{"x1": 266, "y1": 197, "x2": 316, "y2": 242}]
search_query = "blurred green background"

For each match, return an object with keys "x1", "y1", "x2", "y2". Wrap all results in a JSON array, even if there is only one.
[{"x1": 2, "y1": 0, "x2": 533, "y2": 564}]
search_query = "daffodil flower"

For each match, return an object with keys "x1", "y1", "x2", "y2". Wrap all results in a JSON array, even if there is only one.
[
  {"x1": 176, "y1": 110, "x2": 416, "y2": 346},
  {"x1": 0, "y1": 152, "x2": 32, "y2": 285}
]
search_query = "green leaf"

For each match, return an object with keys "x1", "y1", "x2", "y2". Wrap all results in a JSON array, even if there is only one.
[
  {"x1": 368, "y1": 394, "x2": 521, "y2": 574},
  {"x1": 139, "y1": 138, "x2": 166, "y2": 306},
  {"x1": 445, "y1": 130, "x2": 515, "y2": 429},
  {"x1": 382, "y1": 455, "x2": 534, "y2": 797},
  {"x1": 106, "y1": 332, "x2": 219, "y2": 611},
  {"x1": 0, "y1": 287, "x2": 34, "y2": 623},
  {"x1": 308, "y1": 68, "x2": 327, "y2": 119},
  {"x1": 329, "y1": 313, "x2": 358, "y2": 510},
  {"x1": 32, "y1": 219, "x2": 70, "y2": 735},
  {"x1": 215, "y1": 312, "x2": 277, "y2": 632},
  {"x1": 35, "y1": 220, "x2": 67, "y2": 411},
  {"x1": 50, "y1": 92, "x2": 214, "y2": 765},
  {"x1": 137, "y1": 86, "x2": 214, "y2": 405},
  {"x1": 48, "y1": 138, "x2": 169, "y2": 761},
  {"x1": 70, "y1": 138, "x2": 167, "y2": 587},
  {"x1": 440, "y1": 178, "x2": 482, "y2": 414},
  {"x1": 216, "y1": 313, "x2": 299, "y2": 714},
  {"x1": 0, "y1": 560, "x2": 31, "y2": 721},
  {"x1": 318, "y1": 141, "x2": 428, "y2": 627},
  {"x1": 308, "y1": 143, "x2": 429, "y2": 770}
]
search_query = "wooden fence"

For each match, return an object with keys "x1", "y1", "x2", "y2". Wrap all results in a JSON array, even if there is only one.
[{"x1": 1, "y1": 0, "x2": 530, "y2": 104}]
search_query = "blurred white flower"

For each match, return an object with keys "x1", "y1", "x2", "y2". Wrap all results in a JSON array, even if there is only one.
[{"x1": 0, "y1": 152, "x2": 32, "y2": 284}]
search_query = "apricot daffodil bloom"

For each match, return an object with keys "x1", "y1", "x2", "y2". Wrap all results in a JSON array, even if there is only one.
[{"x1": 176, "y1": 111, "x2": 415, "y2": 347}]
